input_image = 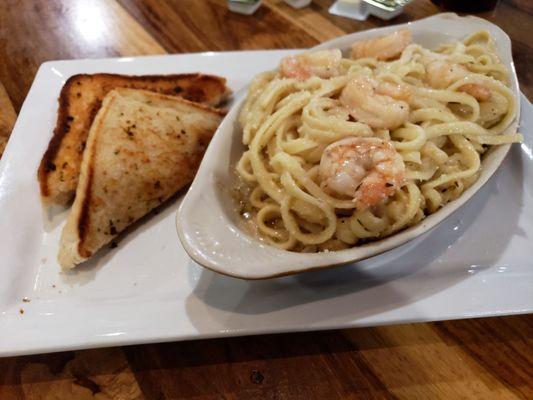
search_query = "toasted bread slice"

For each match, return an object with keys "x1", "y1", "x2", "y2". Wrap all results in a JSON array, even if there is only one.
[
  {"x1": 58, "y1": 89, "x2": 224, "y2": 268},
  {"x1": 39, "y1": 73, "x2": 229, "y2": 205}
]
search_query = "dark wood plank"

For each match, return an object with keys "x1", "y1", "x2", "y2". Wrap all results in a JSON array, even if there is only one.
[
  {"x1": 123, "y1": 331, "x2": 398, "y2": 399},
  {"x1": 508, "y1": 0, "x2": 533, "y2": 15},
  {"x1": 0, "y1": 0, "x2": 164, "y2": 111},
  {"x1": 1, "y1": 316, "x2": 530, "y2": 399},
  {"x1": 436, "y1": 316, "x2": 533, "y2": 399},
  {"x1": 116, "y1": 0, "x2": 320, "y2": 52},
  {"x1": 0, "y1": 349, "x2": 142, "y2": 399}
]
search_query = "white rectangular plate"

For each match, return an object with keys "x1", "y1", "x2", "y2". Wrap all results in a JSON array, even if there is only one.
[{"x1": 0, "y1": 49, "x2": 532, "y2": 357}]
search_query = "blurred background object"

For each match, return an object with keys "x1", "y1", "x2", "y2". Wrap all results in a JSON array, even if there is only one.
[
  {"x1": 228, "y1": 0, "x2": 262, "y2": 15},
  {"x1": 330, "y1": 0, "x2": 411, "y2": 21}
]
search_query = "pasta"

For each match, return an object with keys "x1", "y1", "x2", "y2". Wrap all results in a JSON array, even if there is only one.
[{"x1": 236, "y1": 30, "x2": 522, "y2": 252}]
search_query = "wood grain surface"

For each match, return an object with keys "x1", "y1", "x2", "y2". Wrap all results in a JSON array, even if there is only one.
[
  {"x1": 0, "y1": 0, "x2": 532, "y2": 399},
  {"x1": 0, "y1": 82, "x2": 16, "y2": 157}
]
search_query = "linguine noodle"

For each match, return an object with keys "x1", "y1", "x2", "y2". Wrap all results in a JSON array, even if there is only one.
[{"x1": 236, "y1": 31, "x2": 521, "y2": 252}]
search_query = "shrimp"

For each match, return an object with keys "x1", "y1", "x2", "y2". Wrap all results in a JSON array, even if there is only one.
[
  {"x1": 351, "y1": 29, "x2": 412, "y2": 61},
  {"x1": 458, "y1": 83, "x2": 491, "y2": 102},
  {"x1": 279, "y1": 49, "x2": 342, "y2": 81},
  {"x1": 425, "y1": 60, "x2": 491, "y2": 101},
  {"x1": 319, "y1": 137, "x2": 405, "y2": 209},
  {"x1": 339, "y1": 77, "x2": 410, "y2": 129}
]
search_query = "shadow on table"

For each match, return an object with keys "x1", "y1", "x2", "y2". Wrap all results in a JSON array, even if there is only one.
[{"x1": 185, "y1": 144, "x2": 525, "y2": 332}]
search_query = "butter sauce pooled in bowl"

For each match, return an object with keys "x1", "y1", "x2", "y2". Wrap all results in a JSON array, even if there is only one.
[{"x1": 177, "y1": 14, "x2": 521, "y2": 279}]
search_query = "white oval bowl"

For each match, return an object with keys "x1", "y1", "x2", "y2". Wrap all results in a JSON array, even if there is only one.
[{"x1": 177, "y1": 13, "x2": 520, "y2": 279}]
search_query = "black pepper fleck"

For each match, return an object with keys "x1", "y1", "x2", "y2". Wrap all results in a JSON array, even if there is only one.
[{"x1": 109, "y1": 220, "x2": 117, "y2": 235}]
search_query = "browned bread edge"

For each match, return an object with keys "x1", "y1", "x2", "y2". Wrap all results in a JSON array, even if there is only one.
[{"x1": 114, "y1": 87, "x2": 227, "y2": 117}]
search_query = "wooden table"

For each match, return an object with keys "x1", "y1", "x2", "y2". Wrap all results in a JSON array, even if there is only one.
[{"x1": 0, "y1": 1, "x2": 532, "y2": 398}]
